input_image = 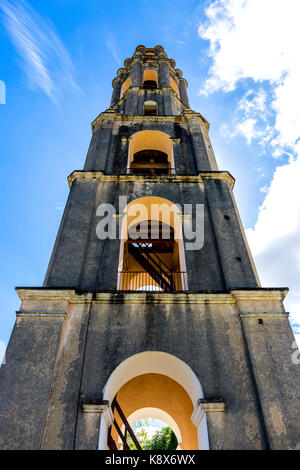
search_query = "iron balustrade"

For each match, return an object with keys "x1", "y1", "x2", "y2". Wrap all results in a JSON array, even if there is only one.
[{"x1": 118, "y1": 271, "x2": 186, "y2": 292}]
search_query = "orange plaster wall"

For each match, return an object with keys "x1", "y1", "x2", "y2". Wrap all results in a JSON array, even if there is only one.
[
  {"x1": 170, "y1": 77, "x2": 179, "y2": 96},
  {"x1": 121, "y1": 77, "x2": 131, "y2": 98},
  {"x1": 111, "y1": 373, "x2": 198, "y2": 450},
  {"x1": 143, "y1": 69, "x2": 158, "y2": 84},
  {"x1": 129, "y1": 130, "x2": 173, "y2": 165}
]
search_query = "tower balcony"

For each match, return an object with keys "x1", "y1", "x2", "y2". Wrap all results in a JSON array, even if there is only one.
[{"x1": 118, "y1": 271, "x2": 187, "y2": 292}]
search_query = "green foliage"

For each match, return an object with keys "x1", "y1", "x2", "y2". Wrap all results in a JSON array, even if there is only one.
[
  {"x1": 126, "y1": 422, "x2": 178, "y2": 451},
  {"x1": 127, "y1": 426, "x2": 150, "y2": 450},
  {"x1": 146, "y1": 427, "x2": 178, "y2": 450}
]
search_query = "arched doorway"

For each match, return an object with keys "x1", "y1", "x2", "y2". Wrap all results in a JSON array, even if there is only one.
[
  {"x1": 117, "y1": 196, "x2": 188, "y2": 292},
  {"x1": 98, "y1": 351, "x2": 209, "y2": 450}
]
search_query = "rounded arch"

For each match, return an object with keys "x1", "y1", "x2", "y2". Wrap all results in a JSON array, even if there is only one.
[
  {"x1": 128, "y1": 130, "x2": 174, "y2": 169},
  {"x1": 117, "y1": 196, "x2": 188, "y2": 291},
  {"x1": 102, "y1": 351, "x2": 203, "y2": 406},
  {"x1": 119, "y1": 407, "x2": 183, "y2": 446},
  {"x1": 143, "y1": 69, "x2": 158, "y2": 86},
  {"x1": 121, "y1": 196, "x2": 182, "y2": 242},
  {"x1": 99, "y1": 352, "x2": 209, "y2": 450}
]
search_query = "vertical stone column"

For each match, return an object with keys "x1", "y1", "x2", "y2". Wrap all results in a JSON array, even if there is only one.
[
  {"x1": 78, "y1": 402, "x2": 113, "y2": 450},
  {"x1": 40, "y1": 296, "x2": 93, "y2": 449},
  {"x1": 179, "y1": 78, "x2": 190, "y2": 108},
  {"x1": 171, "y1": 138, "x2": 181, "y2": 173},
  {"x1": 110, "y1": 78, "x2": 121, "y2": 107},
  {"x1": 192, "y1": 400, "x2": 227, "y2": 450},
  {"x1": 188, "y1": 118, "x2": 212, "y2": 172},
  {"x1": 203, "y1": 178, "x2": 260, "y2": 288},
  {"x1": 97, "y1": 404, "x2": 114, "y2": 450},
  {"x1": 191, "y1": 401, "x2": 210, "y2": 450},
  {"x1": 130, "y1": 59, "x2": 143, "y2": 87},
  {"x1": 158, "y1": 60, "x2": 170, "y2": 87},
  {"x1": 235, "y1": 292, "x2": 300, "y2": 450}
]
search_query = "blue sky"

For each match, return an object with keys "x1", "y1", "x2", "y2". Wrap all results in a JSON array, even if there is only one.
[{"x1": 0, "y1": 0, "x2": 300, "y2": 362}]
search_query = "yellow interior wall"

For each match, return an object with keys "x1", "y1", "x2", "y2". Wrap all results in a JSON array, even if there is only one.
[
  {"x1": 120, "y1": 77, "x2": 131, "y2": 98},
  {"x1": 111, "y1": 373, "x2": 198, "y2": 450},
  {"x1": 122, "y1": 196, "x2": 181, "y2": 241},
  {"x1": 129, "y1": 130, "x2": 172, "y2": 165},
  {"x1": 143, "y1": 69, "x2": 158, "y2": 84},
  {"x1": 170, "y1": 76, "x2": 179, "y2": 96}
]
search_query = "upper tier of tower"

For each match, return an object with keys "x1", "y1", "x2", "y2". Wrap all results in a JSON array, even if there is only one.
[{"x1": 110, "y1": 45, "x2": 190, "y2": 116}]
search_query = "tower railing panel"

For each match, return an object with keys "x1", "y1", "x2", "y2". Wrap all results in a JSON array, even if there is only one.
[{"x1": 118, "y1": 271, "x2": 185, "y2": 292}]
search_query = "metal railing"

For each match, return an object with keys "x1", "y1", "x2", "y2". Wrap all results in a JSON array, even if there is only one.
[
  {"x1": 118, "y1": 271, "x2": 186, "y2": 292},
  {"x1": 107, "y1": 397, "x2": 142, "y2": 451}
]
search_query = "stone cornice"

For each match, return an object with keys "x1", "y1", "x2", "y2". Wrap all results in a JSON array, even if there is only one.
[
  {"x1": 231, "y1": 289, "x2": 288, "y2": 302},
  {"x1": 16, "y1": 288, "x2": 91, "y2": 303},
  {"x1": 82, "y1": 402, "x2": 114, "y2": 426},
  {"x1": 82, "y1": 402, "x2": 109, "y2": 414},
  {"x1": 191, "y1": 400, "x2": 226, "y2": 427},
  {"x1": 239, "y1": 312, "x2": 289, "y2": 318},
  {"x1": 92, "y1": 109, "x2": 208, "y2": 131},
  {"x1": 16, "y1": 310, "x2": 67, "y2": 319},
  {"x1": 67, "y1": 171, "x2": 235, "y2": 190},
  {"x1": 16, "y1": 288, "x2": 289, "y2": 307},
  {"x1": 93, "y1": 292, "x2": 235, "y2": 305},
  {"x1": 199, "y1": 401, "x2": 226, "y2": 413}
]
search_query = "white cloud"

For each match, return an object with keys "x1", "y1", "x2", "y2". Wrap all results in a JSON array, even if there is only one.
[
  {"x1": 199, "y1": 0, "x2": 300, "y2": 342},
  {"x1": 0, "y1": 0, "x2": 80, "y2": 103},
  {"x1": 106, "y1": 33, "x2": 121, "y2": 66},
  {"x1": 199, "y1": 0, "x2": 300, "y2": 151},
  {"x1": 236, "y1": 118, "x2": 256, "y2": 144}
]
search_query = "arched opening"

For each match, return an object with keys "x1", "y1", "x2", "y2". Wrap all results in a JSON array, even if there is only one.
[
  {"x1": 123, "y1": 409, "x2": 182, "y2": 448},
  {"x1": 98, "y1": 351, "x2": 209, "y2": 450},
  {"x1": 143, "y1": 100, "x2": 158, "y2": 117},
  {"x1": 120, "y1": 77, "x2": 131, "y2": 98},
  {"x1": 143, "y1": 70, "x2": 158, "y2": 90},
  {"x1": 128, "y1": 130, "x2": 174, "y2": 175},
  {"x1": 170, "y1": 76, "x2": 179, "y2": 96},
  {"x1": 117, "y1": 197, "x2": 188, "y2": 292},
  {"x1": 131, "y1": 150, "x2": 169, "y2": 175}
]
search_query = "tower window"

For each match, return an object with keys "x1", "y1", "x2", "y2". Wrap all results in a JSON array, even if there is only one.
[
  {"x1": 144, "y1": 100, "x2": 158, "y2": 116},
  {"x1": 143, "y1": 70, "x2": 158, "y2": 90},
  {"x1": 131, "y1": 150, "x2": 170, "y2": 175},
  {"x1": 143, "y1": 80, "x2": 157, "y2": 90},
  {"x1": 128, "y1": 130, "x2": 175, "y2": 176},
  {"x1": 121, "y1": 220, "x2": 184, "y2": 292}
]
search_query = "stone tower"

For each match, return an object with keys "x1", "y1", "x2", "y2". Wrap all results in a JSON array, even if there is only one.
[{"x1": 0, "y1": 45, "x2": 299, "y2": 450}]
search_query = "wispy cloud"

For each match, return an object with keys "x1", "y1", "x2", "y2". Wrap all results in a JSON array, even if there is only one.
[
  {"x1": 0, "y1": 0, "x2": 80, "y2": 103},
  {"x1": 106, "y1": 32, "x2": 121, "y2": 66}
]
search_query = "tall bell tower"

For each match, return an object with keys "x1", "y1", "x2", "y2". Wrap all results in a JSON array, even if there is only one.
[{"x1": 0, "y1": 45, "x2": 299, "y2": 450}]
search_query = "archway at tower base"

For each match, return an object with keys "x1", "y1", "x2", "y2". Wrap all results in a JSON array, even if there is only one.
[{"x1": 98, "y1": 351, "x2": 209, "y2": 450}]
